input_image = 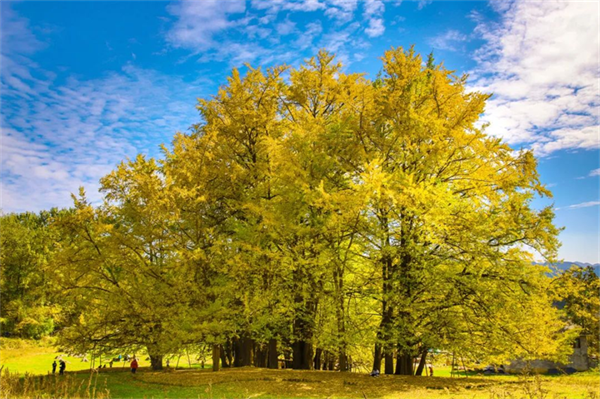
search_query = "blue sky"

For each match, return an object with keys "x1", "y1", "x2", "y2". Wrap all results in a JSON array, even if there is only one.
[{"x1": 1, "y1": 0, "x2": 598, "y2": 263}]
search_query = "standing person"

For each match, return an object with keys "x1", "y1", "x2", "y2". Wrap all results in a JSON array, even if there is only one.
[
  {"x1": 130, "y1": 358, "x2": 138, "y2": 374},
  {"x1": 428, "y1": 365, "x2": 434, "y2": 377},
  {"x1": 59, "y1": 359, "x2": 66, "y2": 375},
  {"x1": 52, "y1": 360, "x2": 57, "y2": 374}
]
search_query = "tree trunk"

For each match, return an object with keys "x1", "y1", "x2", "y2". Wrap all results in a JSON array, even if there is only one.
[
  {"x1": 415, "y1": 348, "x2": 428, "y2": 376},
  {"x1": 220, "y1": 344, "x2": 229, "y2": 368},
  {"x1": 347, "y1": 355, "x2": 353, "y2": 372},
  {"x1": 238, "y1": 335, "x2": 254, "y2": 366},
  {"x1": 150, "y1": 355, "x2": 163, "y2": 371},
  {"x1": 292, "y1": 306, "x2": 314, "y2": 370},
  {"x1": 384, "y1": 350, "x2": 394, "y2": 374},
  {"x1": 394, "y1": 352, "x2": 413, "y2": 375},
  {"x1": 244, "y1": 336, "x2": 254, "y2": 366},
  {"x1": 380, "y1": 249, "x2": 395, "y2": 375},
  {"x1": 253, "y1": 343, "x2": 267, "y2": 367},
  {"x1": 313, "y1": 348, "x2": 322, "y2": 371},
  {"x1": 334, "y1": 264, "x2": 347, "y2": 372},
  {"x1": 284, "y1": 349, "x2": 292, "y2": 369},
  {"x1": 146, "y1": 344, "x2": 164, "y2": 371},
  {"x1": 339, "y1": 351, "x2": 347, "y2": 372},
  {"x1": 372, "y1": 342, "x2": 382, "y2": 372},
  {"x1": 233, "y1": 337, "x2": 242, "y2": 367},
  {"x1": 268, "y1": 338, "x2": 278, "y2": 369},
  {"x1": 292, "y1": 340, "x2": 313, "y2": 370},
  {"x1": 212, "y1": 344, "x2": 220, "y2": 372},
  {"x1": 225, "y1": 340, "x2": 233, "y2": 367}
]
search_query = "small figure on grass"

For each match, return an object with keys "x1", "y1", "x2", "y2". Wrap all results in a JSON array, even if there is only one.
[
  {"x1": 52, "y1": 360, "x2": 57, "y2": 374},
  {"x1": 428, "y1": 365, "x2": 433, "y2": 377},
  {"x1": 370, "y1": 369, "x2": 380, "y2": 377},
  {"x1": 59, "y1": 359, "x2": 66, "y2": 375},
  {"x1": 130, "y1": 357, "x2": 139, "y2": 374}
]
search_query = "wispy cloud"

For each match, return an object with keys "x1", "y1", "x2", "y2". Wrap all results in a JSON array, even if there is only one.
[
  {"x1": 251, "y1": 0, "x2": 326, "y2": 14},
  {"x1": 363, "y1": 0, "x2": 385, "y2": 37},
  {"x1": 417, "y1": 0, "x2": 433, "y2": 10},
  {"x1": 165, "y1": 0, "x2": 246, "y2": 52},
  {"x1": 1, "y1": 6, "x2": 207, "y2": 213},
  {"x1": 276, "y1": 17, "x2": 297, "y2": 36},
  {"x1": 470, "y1": 1, "x2": 599, "y2": 157},
  {"x1": 567, "y1": 201, "x2": 600, "y2": 210},
  {"x1": 325, "y1": 0, "x2": 358, "y2": 24},
  {"x1": 429, "y1": 29, "x2": 467, "y2": 52},
  {"x1": 163, "y1": 0, "x2": 392, "y2": 66},
  {"x1": 589, "y1": 168, "x2": 600, "y2": 177}
]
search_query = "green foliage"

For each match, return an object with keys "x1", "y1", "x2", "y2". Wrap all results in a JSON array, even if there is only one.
[
  {"x1": 553, "y1": 265, "x2": 600, "y2": 359},
  {"x1": 0, "y1": 210, "x2": 65, "y2": 339}
]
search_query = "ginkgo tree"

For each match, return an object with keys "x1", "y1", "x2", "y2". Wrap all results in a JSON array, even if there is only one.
[
  {"x1": 53, "y1": 157, "x2": 204, "y2": 370},
  {"x1": 48, "y1": 47, "x2": 576, "y2": 373},
  {"x1": 353, "y1": 48, "x2": 567, "y2": 374}
]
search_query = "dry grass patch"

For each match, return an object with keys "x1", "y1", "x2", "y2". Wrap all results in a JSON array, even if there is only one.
[{"x1": 136, "y1": 367, "x2": 519, "y2": 398}]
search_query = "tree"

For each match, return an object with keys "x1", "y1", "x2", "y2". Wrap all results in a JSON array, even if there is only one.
[
  {"x1": 553, "y1": 265, "x2": 600, "y2": 360},
  {"x1": 53, "y1": 158, "x2": 202, "y2": 370},
  {"x1": 356, "y1": 47, "x2": 565, "y2": 374},
  {"x1": 47, "y1": 47, "x2": 570, "y2": 374},
  {"x1": 0, "y1": 211, "x2": 64, "y2": 339}
]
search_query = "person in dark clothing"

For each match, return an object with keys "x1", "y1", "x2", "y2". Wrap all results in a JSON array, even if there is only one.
[
  {"x1": 52, "y1": 360, "x2": 57, "y2": 374},
  {"x1": 59, "y1": 359, "x2": 66, "y2": 375}
]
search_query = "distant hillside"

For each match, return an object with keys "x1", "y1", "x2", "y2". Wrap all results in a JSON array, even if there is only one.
[{"x1": 540, "y1": 261, "x2": 600, "y2": 276}]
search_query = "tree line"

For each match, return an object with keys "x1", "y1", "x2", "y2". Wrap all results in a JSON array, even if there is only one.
[{"x1": 2, "y1": 48, "x2": 597, "y2": 374}]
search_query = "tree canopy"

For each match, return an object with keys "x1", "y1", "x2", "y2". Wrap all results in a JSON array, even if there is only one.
[{"x1": 1, "y1": 48, "x2": 581, "y2": 374}]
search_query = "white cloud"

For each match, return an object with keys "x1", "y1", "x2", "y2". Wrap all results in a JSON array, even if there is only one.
[
  {"x1": 471, "y1": 1, "x2": 599, "y2": 156},
  {"x1": 589, "y1": 168, "x2": 600, "y2": 177},
  {"x1": 417, "y1": 0, "x2": 433, "y2": 10},
  {"x1": 163, "y1": 0, "x2": 375, "y2": 67},
  {"x1": 429, "y1": 29, "x2": 467, "y2": 52},
  {"x1": 251, "y1": 0, "x2": 325, "y2": 14},
  {"x1": 166, "y1": 0, "x2": 246, "y2": 51},
  {"x1": 365, "y1": 18, "x2": 384, "y2": 37},
  {"x1": 1, "y1": 7, "x2": 206, "y2": 213},
  {"x1": 363, "y1": 0, "x2": 385, "y2": 37},
  {"x1": 317, "y1": 22, "x2": 366, "y2": 66},
  {"x1": 245, "y1": 24, "x2": 273, "y2": 40},
  {"x1": 1, "y1": 65, "x2": 205, "y2": 212},
  {"x1": 295, "y1": 21, "x2": 323, "y2": 50},
  {"x1": 567, "y1": 201, "x2": 600, "y2": 210},
  {"x1": 324, "y1": 0, "x2": 358, "y2": 23},
  {"x1": 276, "y1": 18, "x2": 297, "y2": 35},
  {"x1": 0, "y1": 5, "x2": 47, "y2": 55}
]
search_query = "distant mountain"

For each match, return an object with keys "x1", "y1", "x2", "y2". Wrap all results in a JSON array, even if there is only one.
[{"x1": 538, "y1": 261, "x2": 600, "y2": 276}]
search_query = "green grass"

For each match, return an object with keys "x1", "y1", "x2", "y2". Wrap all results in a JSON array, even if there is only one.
[
  {"x1": 26, "y1": 367, "x2": 596, "y2": 399},
  {"x1": 0, "y1": 338, "x2": 206, "y2": 376},
  {"x1": 0, "y1": 340, "x2": 154, "y2": 376},
  {"x1": 2, "y1": 340, "x2": 598, "y2": 399}
]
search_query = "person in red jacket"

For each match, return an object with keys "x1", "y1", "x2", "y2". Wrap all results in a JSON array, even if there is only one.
[{"x1": 130, "y1": 358, "x2": 139, "y2": 374}]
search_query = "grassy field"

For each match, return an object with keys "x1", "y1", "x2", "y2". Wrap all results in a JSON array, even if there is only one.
[
  {"x1": 2, "y1": 367, "x2": 599, "y2": 399},
  {"x1": 1, "y1": 340, "x2": 599, "y2": 399},
  {"x1": 0, "y1": 338, "x2": 154, "y2": 376}
]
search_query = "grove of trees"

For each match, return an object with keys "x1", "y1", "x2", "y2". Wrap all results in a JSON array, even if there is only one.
[{"x1": 1, "y1": 48, "x2": 593, "y2": 374}]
